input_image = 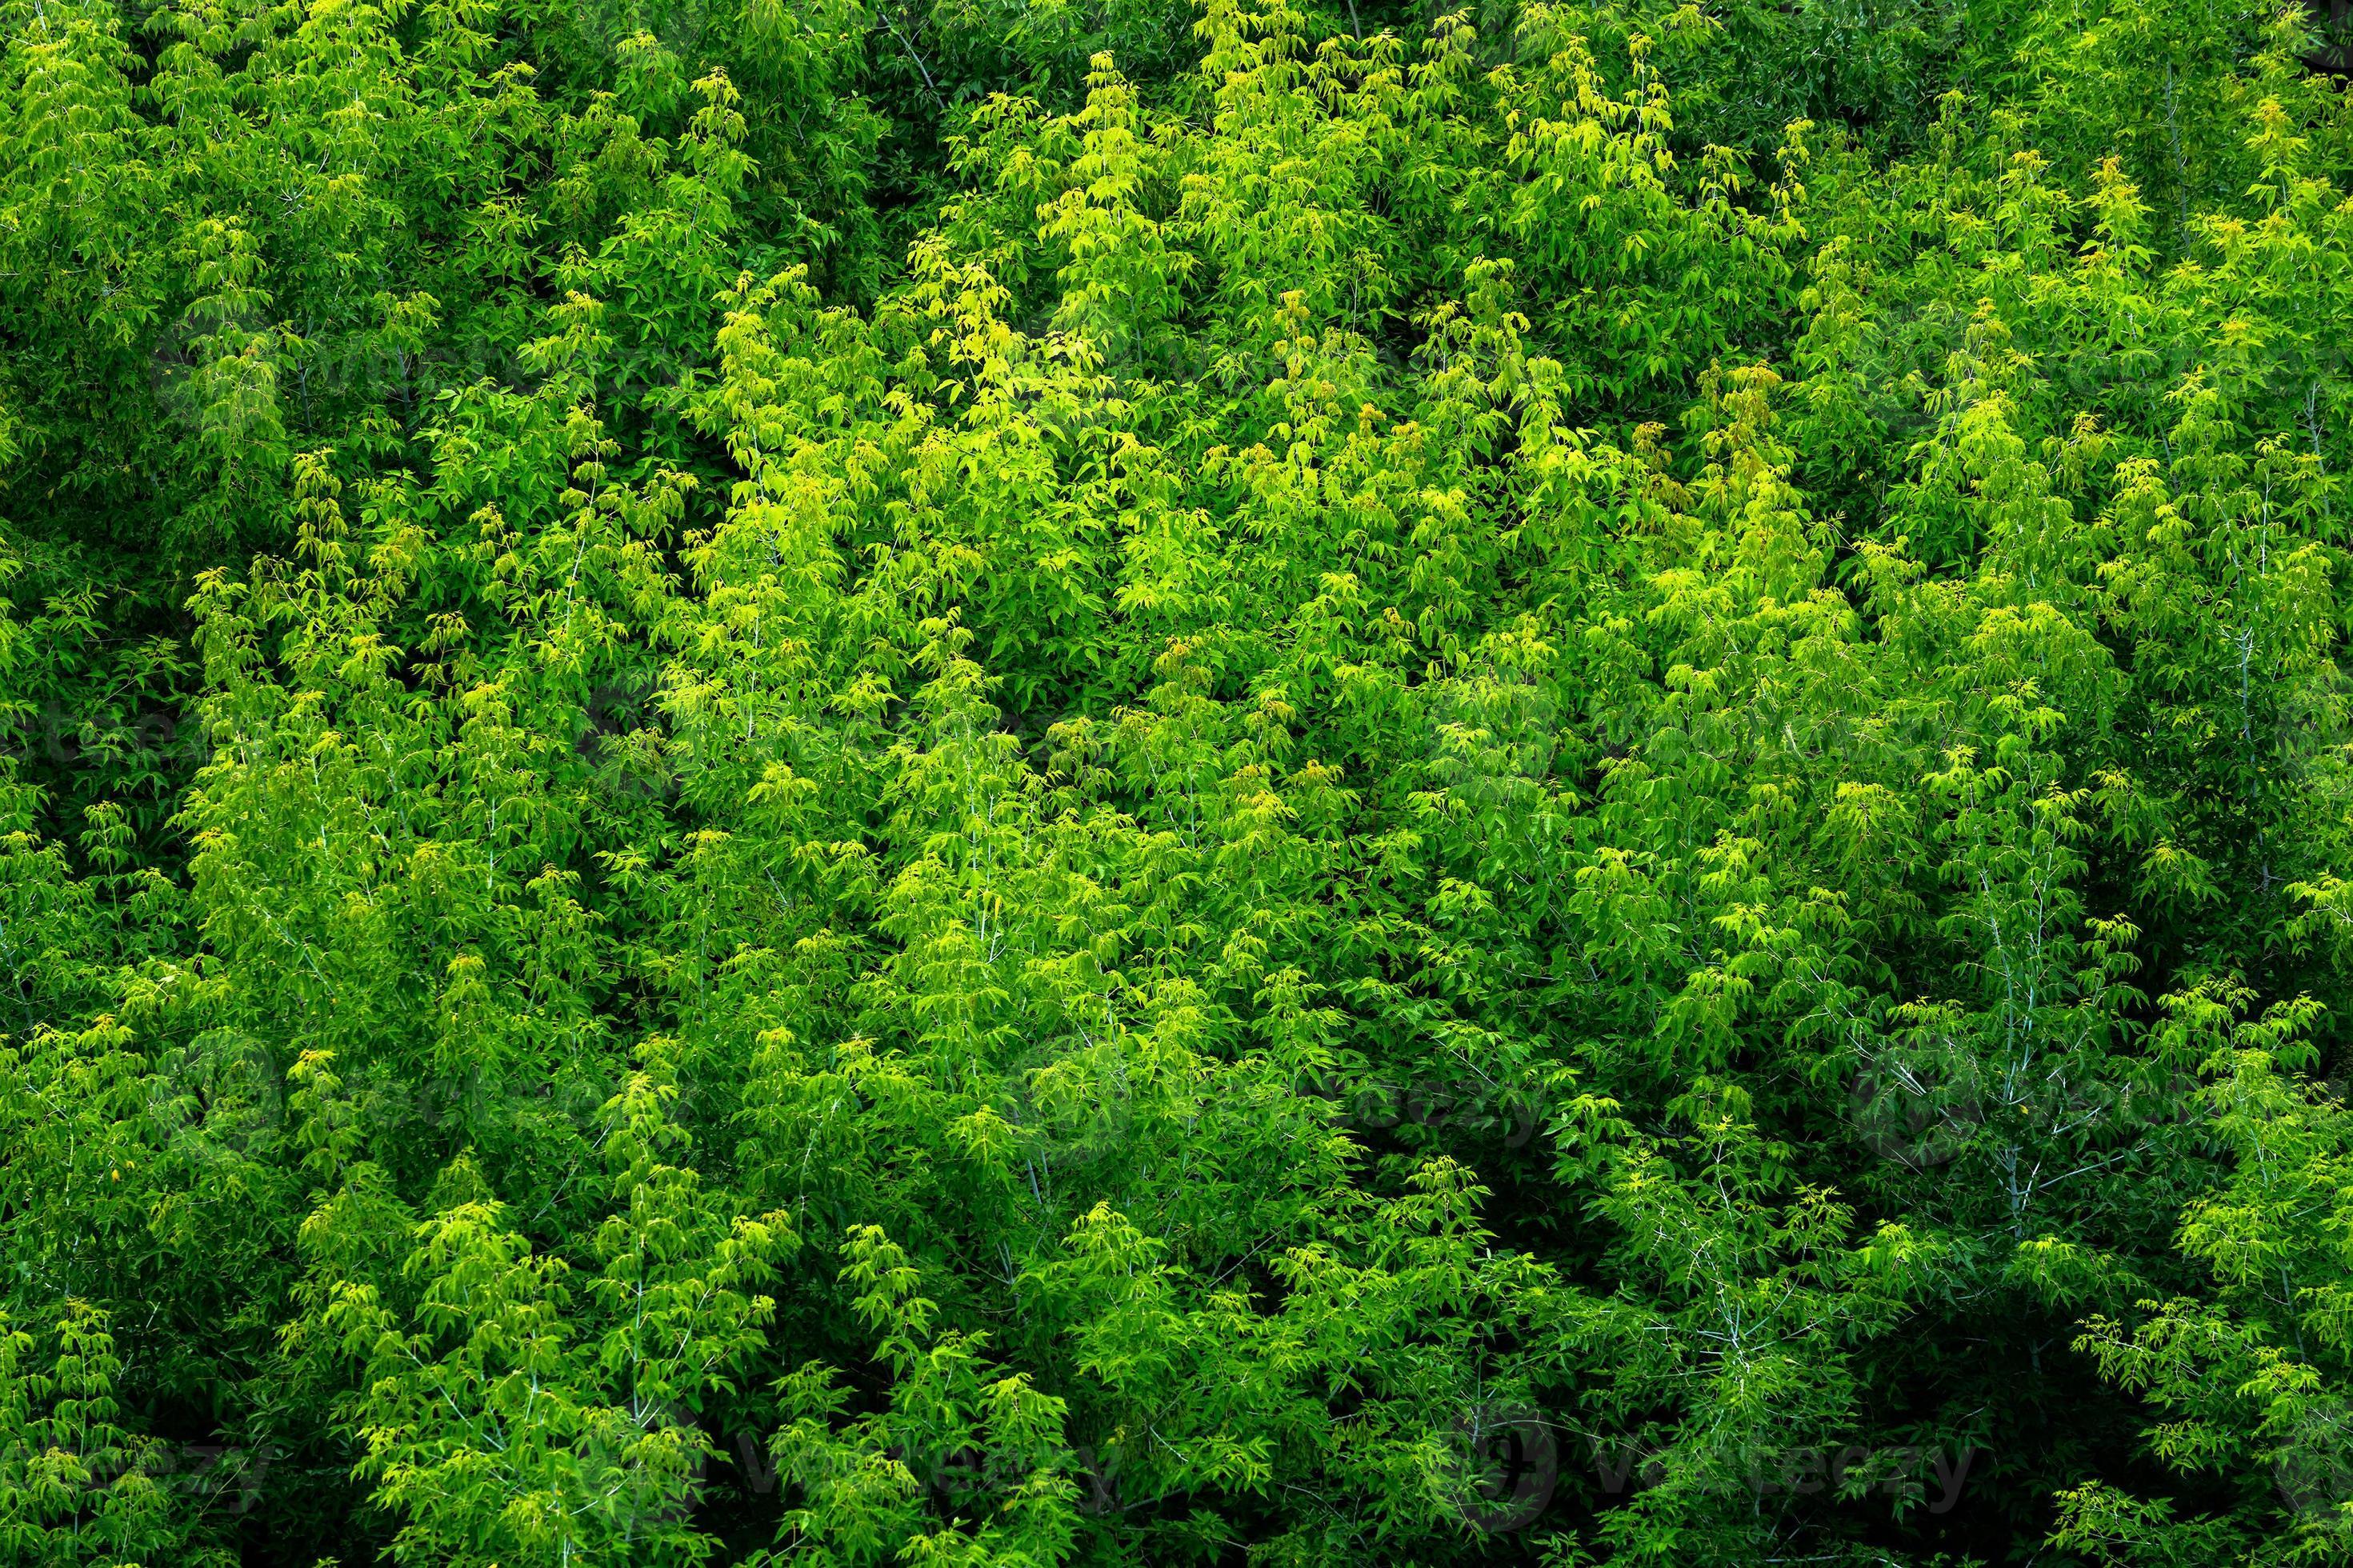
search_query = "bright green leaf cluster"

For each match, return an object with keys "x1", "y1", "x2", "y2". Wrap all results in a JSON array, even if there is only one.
[{"x1": 8, "y1": 0, "x2": 2353, "y2": 1563}]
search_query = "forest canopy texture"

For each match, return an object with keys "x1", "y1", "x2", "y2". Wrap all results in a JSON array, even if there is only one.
[{"x1": 7, "y1": 0, "x2": 2353, "y2": 1562}]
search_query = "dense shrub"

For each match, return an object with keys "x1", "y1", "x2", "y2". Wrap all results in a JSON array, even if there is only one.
[{"x1": 6, "y1": 0, "x2": 2353, "y2": 1562}]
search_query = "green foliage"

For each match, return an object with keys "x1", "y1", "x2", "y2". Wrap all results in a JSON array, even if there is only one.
[{"x1": 8, "y1": 0, "x2": 2353, "y2": 1562}]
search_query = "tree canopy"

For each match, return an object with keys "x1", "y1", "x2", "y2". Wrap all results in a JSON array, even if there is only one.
[{"x1": 7, "y1": 0, "x2": 2353, "y2": 1562}]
